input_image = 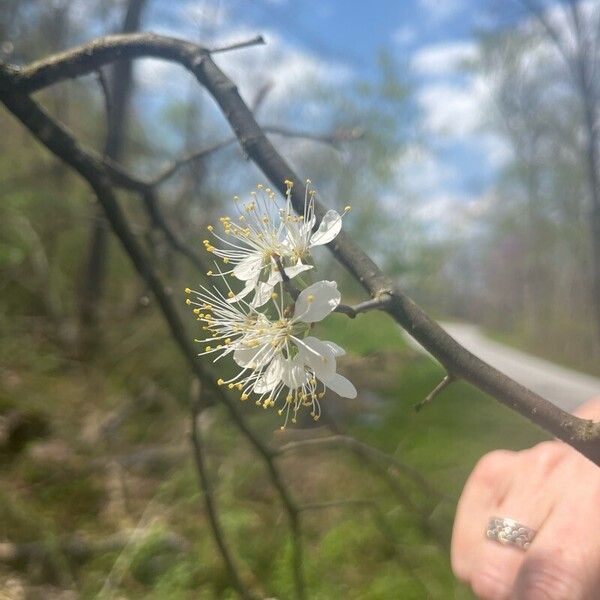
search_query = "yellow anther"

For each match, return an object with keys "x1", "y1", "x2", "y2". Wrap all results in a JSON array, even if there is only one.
[
  {"x1": 184, "y1": 287, "x2": 191, "y2": 294},
  {"x1": 223, "y1": 258, "x2": 230, "y2": 264},
  {"x1": 205, "y1": 346, "x2": 212, "y2": 352},
  {"x1": 307, "y1": 294, "x2": 315, "y2": 302},
  {"x1": 225, "y1": 338, "x2": 231, "y2": 344},
  {"x1": 207, "y1": 270, "x2": 213, "y2": 276},
  {"x1": 344, "y1": 205, "x2": 352, "y2": 212},
  {"x1": 207, "y1": 225, "x2": 214, "y2": 231},
  {"x1": 227, "y1": 291, "x2": 235, "y2": 299},
  {"x1": 185, "y1": 298, "x2": 191, "y2": 305},
  {"x1": 271, "y1": 292, "x2": 278, "y2": 300},
  {"x1": 241, "y1": 393, "x2": 249, "y2": 401},
  {"x1": 217, "y1": 378, "x2": 225, "y2": 386},
  {"x1": 228, "y1": 383, "x2": 234, "y2": 389}
]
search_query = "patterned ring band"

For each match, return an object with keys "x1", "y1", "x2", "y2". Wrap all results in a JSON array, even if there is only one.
[{"x1": 486, "y1": 516, "x2": 536, "y2": 550}]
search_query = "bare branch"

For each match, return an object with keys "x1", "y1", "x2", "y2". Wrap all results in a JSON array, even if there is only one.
[
  {"x1": 190, "y1": 399, "x2": 256, "y2": 600},
  {"x1": 3, "y1": 32, "x2": 600, "y2": 462},
  {"x1": 276, "y1": 434, "x2": 443, "y2": 505},
  {"x1": 263, "y1": 124, "x2": 365, "y2": 147},
  {"x1": 210, "y1": 35, "x2": 265, "y2": 55},
  {"x1": 520, "y1": 0, "x2": 574, "y2": 68},
  {"x1": 95, "y1": 68, "x2": 112, "y2": 150},
  {"x1": 273, "y1": 255, "x2": 300, "y2": 300},
  {"x1": 141, "y1": 188, "x2": 209, "y2": 279},
  {"x1": 0, "y1": 77, "x2": 306, "y2": 598},
  {"x1": 0, "y1": 530, "x2": 189, "y2": 569},
  {"x1": 250, "y1": 81, "x2": 273, "y2": 114},
  {"x1": 414, "y1": 373, "x2": 456, "y2": 412}
]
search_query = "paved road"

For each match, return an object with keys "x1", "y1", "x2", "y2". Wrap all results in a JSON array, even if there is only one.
[{"x1": 404, "y1": 322, "x2": 600, "y2": 412}]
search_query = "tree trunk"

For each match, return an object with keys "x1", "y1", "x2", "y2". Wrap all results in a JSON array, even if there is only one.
[{"x1": 78, "y1": 0, "x2": 148, "y2": 357}]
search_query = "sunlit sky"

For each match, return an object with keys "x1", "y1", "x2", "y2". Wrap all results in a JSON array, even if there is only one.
[{"x1": 86, "y1": 0, "x2": 530, "y2": 225}]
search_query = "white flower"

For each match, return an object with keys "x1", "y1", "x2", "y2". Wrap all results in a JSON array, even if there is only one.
[
  {"x1": 203, "y1": 181, "x2": 349, "y2": 308},
  {"x1": 185, "y1": 279, "x2": 357, "y2": 428},
  {"x1": 282, "y1": 180, "x2": 350, "y2": 264}
]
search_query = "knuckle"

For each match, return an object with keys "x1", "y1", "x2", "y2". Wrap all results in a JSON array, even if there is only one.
[
  {"x1": 516, "y1": 556, "x2": 584, "y2": 600},
  {"x1": 522, "y1": 441, "x2": 565, "y2": 476},
  {"x1": 469, "y1": 450, "x2": 516, "y2": 489},
  {"x1": 470, "y1": 566, "x2": 512, "y2": 600}
]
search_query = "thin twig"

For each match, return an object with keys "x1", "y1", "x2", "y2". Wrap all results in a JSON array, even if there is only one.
[
  {"x1": 276, "y1": 434, "x2": 443, "y2": 507},
  {"x1": 95, "y1": 68, "x2": 112, "y2": 151},
  {"x1": 210, "y1": 35, "x2": 265, "y2": 55},
  {"x1": 273, "y1": 255, "x2": 390, "y2": 317},
  {"x1": 273, "y1": 254, "x2": 300, "y2": 300},
  {"x1": 414, "y1": 374, "x2": 456, "y2": 412},
  {"x1": 3, "y1": 32, "x2": 600, "y2": 460},
  {"x1": 190, "y1": 399, "x2": 256, "y2": 600},
  {"x1": 0, "y1": 80, "x2": 306, "y2": 600}
]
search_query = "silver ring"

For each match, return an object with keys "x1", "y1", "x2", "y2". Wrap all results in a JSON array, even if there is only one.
[{"x1": 486, "y1": 516, "x2": 536, "y2": 550}]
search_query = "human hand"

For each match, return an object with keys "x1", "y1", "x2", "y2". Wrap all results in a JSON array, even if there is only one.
[{"x1": 451, "y1": 398, "x2": 600, "y2": 599}]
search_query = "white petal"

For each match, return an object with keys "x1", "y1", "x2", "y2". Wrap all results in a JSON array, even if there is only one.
[
  {"x1": 296, "y1": 336, "x2": 337, "y2": 378},
  {"x1": 233, "y1": 344, "x2": 272, "y2": 369},
  {"x1": 320, "y1": 372, "x2": 357, "y2": 398},
  {"x1": 233, "y1": 253, "x2": 263, "y2": 281},
  {"x1": 227, "y1": 280, "x2": 255, "y2": 303},
  {"x1": 293, "y1": 280, "x2": 341, "y2": 323},
  {"x1": 250, "y1": 281, "x2": 275, "y2": 308},
  {"x1": 285, "y1": 261, "x2": 313, "y2": 280},
  {"x1": 266, "y1": 261, "x2": 313, "y2": 286},
  {"x1": 309, "y1": 210, "x2": 342, "y2": 247},
  {"x1": 324, "y1": 340, "x2": 346, "y2": 357},
  {"x1": 254, "y1": 357, "x2": 284, "y2": 394},
  {"x1": 281, "y1": 355, "x2": 309, "y2": 390}
]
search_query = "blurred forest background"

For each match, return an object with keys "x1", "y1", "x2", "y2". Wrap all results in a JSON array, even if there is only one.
[{"x1": 1, "y1": 0, "x2": 599, "y2": 598}]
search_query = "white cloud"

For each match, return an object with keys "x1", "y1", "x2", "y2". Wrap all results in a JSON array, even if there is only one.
[
  {"x1": 212, "y1": 29, "x2": 352, "y2": 106},
  {"x1": 417, "y1": 81, "x2": 482, "y2": 137},
  {"x1": 397, "y1": 145, "x2": 456, "y2": 196},
  {"x1": 411, "y1": 40, "x2": 476, "y2": 76},
  {"x1": 136, "y1": 14, "x2": 352, "y2": 114},
  {"x1": 180, "y1": 2, "x2": 228, "y2": 30},
  {"x1": 418, "y1": 0, "x2": 464, "y2": 22}
]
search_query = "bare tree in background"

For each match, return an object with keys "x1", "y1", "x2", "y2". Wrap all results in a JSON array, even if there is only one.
[
  {"x1": 78, "y1": 0, "x2": 148, "y2": 356},
  {"x1": 520, "y1": 0, "x2": 600, "y2": 338}
]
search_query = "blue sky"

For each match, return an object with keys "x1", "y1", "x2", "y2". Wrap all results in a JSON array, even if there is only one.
[{"x1": 123, "y1": 0, "x2": 519, "y2": 230}]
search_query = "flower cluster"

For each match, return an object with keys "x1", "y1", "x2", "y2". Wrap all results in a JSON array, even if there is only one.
[{"x1": 186, "y1": 180, "x2": 355, "y2": 428}]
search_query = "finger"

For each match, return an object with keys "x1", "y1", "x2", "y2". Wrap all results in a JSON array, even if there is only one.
[
  {"x1": 451, "y1": 450, "x2": 518, "y2": 583},
  {"x1": 513, "y1": 455, "x2": 600, "y2": 599},
  {"x1": 465, "y1": 442, "x2": 564, "y2": 600}
]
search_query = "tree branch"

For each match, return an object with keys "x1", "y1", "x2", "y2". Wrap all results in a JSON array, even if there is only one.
[
  {"x1": 3, "y1": 34, "x2": 600, "y2": 463},
  {"x1": 0, "y1": 74, "x2": 305, "y2": 598},
  {"x1": 190, "y1": 399, "x2": 256, "y2": 600},
  {"x1": 210, "y1": 35, "x2": 265, "y2": 55},
  {"x1": 275, "y1": 434, "x2": 442, "y2": 503},
  {"x1": 414, "y1": 373, "x2": 456, "y2": 412}
]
